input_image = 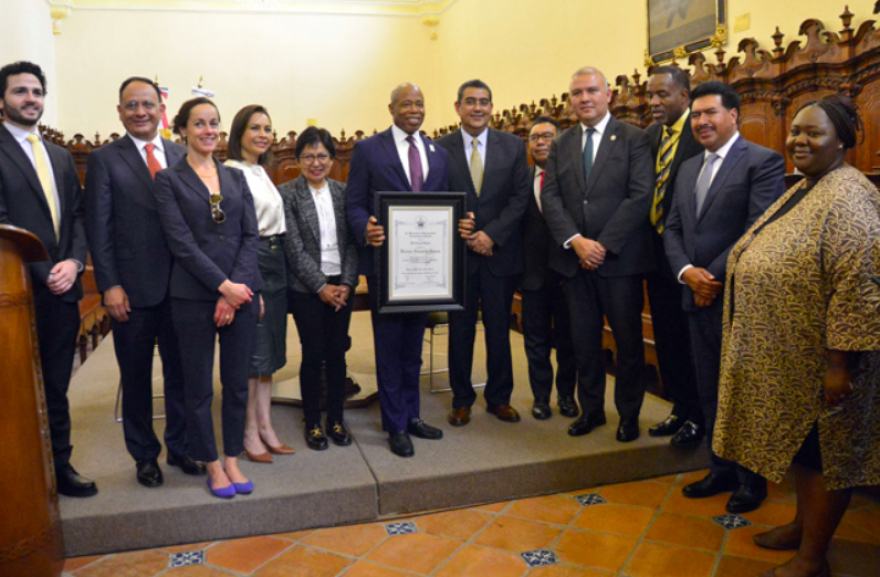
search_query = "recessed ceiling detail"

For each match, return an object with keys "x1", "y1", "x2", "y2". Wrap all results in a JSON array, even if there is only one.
[{"x1": 46, "y1": 0, "x2": 459, "y2": 16}]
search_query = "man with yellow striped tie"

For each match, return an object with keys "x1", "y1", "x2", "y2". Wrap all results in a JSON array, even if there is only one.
[
  {"x1": 643, "y1": 66, "x2": 705, "y2": 448},
  {"x1": 0, "y1": 61, "x2": 96, "y2": 497}
]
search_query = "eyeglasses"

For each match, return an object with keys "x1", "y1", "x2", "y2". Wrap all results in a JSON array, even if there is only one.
[
  {"x1": 210, "y1": 193, "x2": 226, "y2": 224},
  {"x1": 529, "y1": 132, "x2": 556, "y2": 142},
  {"x1": 122, "y1": 100, "x2": 159, "y2": 111},
  {"x1": 300, "y1": 154, "x2": 331, "y2": 164}
]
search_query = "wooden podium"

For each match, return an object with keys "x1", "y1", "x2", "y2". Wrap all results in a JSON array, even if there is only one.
[{"x1": 0, "y1": 225, "x2": 64, "y2": 577}]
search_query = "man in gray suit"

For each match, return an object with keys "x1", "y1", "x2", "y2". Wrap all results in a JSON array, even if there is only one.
[
  {"x1": 541, "y1": 66, "x2": 655, "y2": 443},
  {"x1": 85, "y1": 77, "x2": 204, "y2": 488},
  {"x1": 664, "y1": 80, "x2": 785, "y2": 513}
]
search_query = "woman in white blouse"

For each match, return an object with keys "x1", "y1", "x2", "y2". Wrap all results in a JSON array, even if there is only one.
[
  {"x1": 225, "y1": 105, "x2": 295, "y2": 462},
  {"x1": 279, "y1": 127, "x2": 359, "y2": 450}
]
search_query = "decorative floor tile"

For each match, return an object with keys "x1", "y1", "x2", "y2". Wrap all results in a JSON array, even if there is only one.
[
  {"x1": 574, "y1": 493, "x2": 607, "y2": 507},
  {"x1": 384, "y1": 521, "x2": 418, "y2": 536},
  {"x1": 521, "y1": 548, "x2": 559, "y2": 567},
  {"x1": 713, "y1": 514, "x2": 752, "y2": 530},
  {"x1": 170, "y1": 550, "x2": 205, "y2": 567}
]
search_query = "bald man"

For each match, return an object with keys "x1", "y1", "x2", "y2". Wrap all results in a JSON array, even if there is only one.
[{"x1": 346, "y1": 83, "x2": 451, "y2": 457}]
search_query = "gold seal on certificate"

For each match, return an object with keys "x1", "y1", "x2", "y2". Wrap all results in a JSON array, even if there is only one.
[{"x1": 375, "y1": 192, "x2": 467, "y2": 313}]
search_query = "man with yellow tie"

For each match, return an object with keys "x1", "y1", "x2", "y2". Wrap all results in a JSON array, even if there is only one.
[
  {"x1": 643, "y1": 66, "x2": 705, "y2": 448},
  {"x1": 0, "y1": 61, "x2": 96, "y2": 497}
]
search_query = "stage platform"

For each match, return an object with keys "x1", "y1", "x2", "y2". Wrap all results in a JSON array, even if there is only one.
[{"x1": 59, "y1": 313, "x2": 708, "y2": 557}]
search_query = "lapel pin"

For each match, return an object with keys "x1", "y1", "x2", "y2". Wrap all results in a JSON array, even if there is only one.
[
  {"x1": 610, "y1": 135, "x2": 617, "y2": 141},
  {"x1": 429, "y1": 144, "x2": 435, "y2": 152}
]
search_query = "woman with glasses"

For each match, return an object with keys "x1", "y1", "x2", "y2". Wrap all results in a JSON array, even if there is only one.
[
  {"x1": 279, "y1": 127, "x2": 358, "y2": 451},
  {"x1": 224, "y1": 105, "x2": 295, "y2": 464},
  {"x1": 155, "y1": 97, "x2": 262, "y2": 498}
]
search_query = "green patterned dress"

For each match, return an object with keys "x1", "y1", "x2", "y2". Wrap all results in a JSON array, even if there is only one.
[{"x1": 715, "y1": 165, "x2": 880, "y2": 490}]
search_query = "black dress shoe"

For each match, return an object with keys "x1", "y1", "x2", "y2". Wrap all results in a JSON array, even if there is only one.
[
  {"x1": 670, "y1": 420, "x2": 704, "y2": 448},
  {"x1": 56, "y1": 464, "x2": 98, "y2": 497},
  {"x1": 407, "y1": 418, "x2": 443, "y2": 440},
  {"x1": 305, "y1": 424, "x2": 329, "y2": 451},
  {"x1": 648, "y1": 413, "x2": 685, "y2": 437},
  {"x1": 327, "y1": 420, "x2": 352, "y2": 446},
  {"x1": 532, "y1": 398, "x2": 552, "y2": 420},
  {"x1": 726, "y1": 482, "x2": 768, "y2": 514},
  {"x1": 682, "y1": 472, "x2": 739, "y2": 499},
  {"x1": 389, "y1": 431, "x2": 414, "y2": 457},
  {"x1": 558, "y1": 396, "x2": 579, "y2": 418},
  {"x1": 568, "y1": 412, "x2": 606, "y2": 436},
  {"x1": 136, "y1": 459, "x2": 163, "y2": 488},
  {"x1": 167, "y1": 453, "x2": 207, "y2": 476},
  {"x1": 616, "y1": 417, "x2": 640, "y2": 442}
]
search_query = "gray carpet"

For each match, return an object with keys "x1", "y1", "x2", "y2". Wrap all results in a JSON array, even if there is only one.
[{"x1": 59, "y1": 312, "x2": 708, "y2": 556}]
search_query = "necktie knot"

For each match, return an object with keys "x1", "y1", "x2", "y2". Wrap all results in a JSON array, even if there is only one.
[
  {"x1": 26, "y1": 134, "x2": 40, "y2": 144},
  {"x1": 405, "y1": 135, "x2": 415, "y2": 145},
  {"x1": 144, "y1": 142, "x2": 163, "y2": 179},
  {"x1": 665, "y1": 127, "x2": 675, "y2": 138},
  {"x1": 145, "y1": 143, "x2": 155, "y2": 154}
]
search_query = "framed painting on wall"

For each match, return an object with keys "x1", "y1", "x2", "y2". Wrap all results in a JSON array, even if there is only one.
[{"x1": 646, "y1": 0, "x2": 727, "y2": 65}]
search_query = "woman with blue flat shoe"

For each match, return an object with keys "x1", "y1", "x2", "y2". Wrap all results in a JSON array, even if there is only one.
[{"x1": 155, "y1": 97, "x2": 262, "y2": 498}]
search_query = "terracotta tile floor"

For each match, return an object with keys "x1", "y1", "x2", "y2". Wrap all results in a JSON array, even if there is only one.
[{"x1": 63, "y1": 470, "x2": 880, "y2": 577}]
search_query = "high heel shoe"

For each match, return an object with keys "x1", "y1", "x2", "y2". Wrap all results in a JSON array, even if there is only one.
[
  {"x1": 260, "y1": 433, "x2": 295, "y2": 455},
  {"x1": 245, "y1": 448, "x2": 273, "y2": 463}
]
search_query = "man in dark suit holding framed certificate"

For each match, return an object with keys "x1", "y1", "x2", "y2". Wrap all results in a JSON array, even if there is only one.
[
  {"x1": 346, "y1": 83, "x2": 450, "y2": 457},
  {"x1": 0, "y1": 61, "x2": 96, "y2": 497},
  {"x1": 540, "y1": 66, "x2": 655, "y2": 443}
]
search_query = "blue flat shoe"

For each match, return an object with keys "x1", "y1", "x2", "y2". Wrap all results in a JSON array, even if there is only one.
[
  {"x1": 233, "y1": 481, "x2": 254, "y2": 495},
  {"x1": 207, "y1": 478, "x2": 236, "y2": 499}
]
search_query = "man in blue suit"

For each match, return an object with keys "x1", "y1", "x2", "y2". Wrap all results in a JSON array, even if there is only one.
[
  {"x1": 346, "y1": 83, "x2": 450, "y2": 457},
  {"x1": 85, "y1": 77, "x2": 205, "y2": 488},
  {"x1": 664, "y1": 80, "x2": 785, "y2": 513}
]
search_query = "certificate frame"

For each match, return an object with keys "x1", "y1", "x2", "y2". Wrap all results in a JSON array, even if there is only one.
[
  {"x1": 645, "y1": 0, "x2": 727, "y2": 66},
  {"x1": 374, "y1": 191, "x2": 467, "y2": 314}
]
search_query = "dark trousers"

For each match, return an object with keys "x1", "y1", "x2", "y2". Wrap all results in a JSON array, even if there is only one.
[
  {"x1": 688, "y1": 300, "x2": 763, "y2": 487},
  {"x1": 448, "y1": 264, "x2": 516, "y2": 409},
  {"x1": 367, "y1": 276, "x2": 428, "y2": 433},
  {"x1": 112, "y1": 295, "x2": 187, "y2": 462},
  {"x1": 33, "y1": 282, "x2": 80, "y2": 470},
  {"x1": 521, "y1": 273, "x2": 576, "y2": 402},
  {"x1": 645, "y1": 233, "x2": 700, "y2": 422},
  {"x1": 563, "y1": 270, "x2": 646, "y2": 419},
  {"x1": 288, "y1": 281, "x2": 353, "y2": 426},
  {"x1": 171, "y1": 297, "x2": 258, "y2": 462}
]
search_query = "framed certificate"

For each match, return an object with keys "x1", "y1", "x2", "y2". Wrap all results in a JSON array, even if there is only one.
[{"x1": 374, "y1": 192, "x2": 467, "y2": 314}]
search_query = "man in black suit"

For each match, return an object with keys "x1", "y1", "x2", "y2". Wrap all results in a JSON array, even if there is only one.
[
  {"x1": 0, "y1": 61, "x2": 96, "y2": 497},
  {"x1": 520, "y1": 117, "x2": 578, "y2": 420},
  {"x1": 85, "y1": 77, "x2": 205, "y2": 488},
  {"x1": 436, "y1": 80, "x2": 531, "y2": 426},
  {"x1": 541, "y1": 66, "x2": 655, "y2": 443},
  {"x1": 346, "y1": 83, "x2": 449, "y2": 457},
  {"x1": 664, "y1": 81, "x2": 785, "y2": 513},
  {"x1": 643, "y1": 66, "x2": 704, "y2": 447}
]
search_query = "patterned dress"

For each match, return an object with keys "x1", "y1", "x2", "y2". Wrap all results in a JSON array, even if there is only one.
[{"x1": 714, "y1": 165, "x2": 880, "y2": 490}]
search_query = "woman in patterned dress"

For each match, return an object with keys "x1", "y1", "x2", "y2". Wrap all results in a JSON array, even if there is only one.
[{"x1": 714, "y1": 95, "x2": 880, "y2": 577}]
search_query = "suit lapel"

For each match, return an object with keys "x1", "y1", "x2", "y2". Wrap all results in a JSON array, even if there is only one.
[
  {"x1": 697, "y1": 136, "x2": 746, "y2": 221},
  {"x1": 176, "y1": 157, "x2": 212, "y2": 203},
  {"x1": 678, "y1": 157, "x2": 701, "y2": 227},
  {"x1": 567, "y1": 127, "x2": 585, "y2": 193},
  {"x1": 668, "y1": 124, "x2": 696, "y2": 185},
  {"x1": 46, "y1": 142, "x2": 68, "y2": 216},
  {"x1": 379, "y1": 129, "x2": 410, "y2": 190},
  {"x1": 164, "y1": 139, "x2": 184, "y2": 168},
  {"x1": 0, "y1": 126, "x2": 52, "y2": 215},
  {"x1": 296, "y1": 176, "x2": 321, "y2": 243},
  {"x1": 118, "y1": 135, "x2": 155, "y2": 191},
  {"x1": 448, "y1": 131, "x2": 474, "y2": 195},
  {"x1": 330, "y1": 179, "x2": 347, "y2": 249},
  {"x1": 585, "y1": 117, "x2": 618, "y2": 197}
]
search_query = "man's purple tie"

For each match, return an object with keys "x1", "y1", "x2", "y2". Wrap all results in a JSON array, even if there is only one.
[{"x1": 406, "y1": 134, "x2": 424, "y2": 192}]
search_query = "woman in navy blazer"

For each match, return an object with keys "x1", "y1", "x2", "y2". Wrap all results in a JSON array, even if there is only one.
[{"x1": 155, "y1": 97, "x2": 262, "y2": 498}]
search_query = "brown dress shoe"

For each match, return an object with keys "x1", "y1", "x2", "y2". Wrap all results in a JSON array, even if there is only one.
[
  {"x1": 448, "y1": 407, "x2": 471, "y2": 426},
  {"x1": 487, "y1": 405, "x2": 521, "y2": 422}
]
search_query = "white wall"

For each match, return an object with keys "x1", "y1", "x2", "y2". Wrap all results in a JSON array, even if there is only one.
[{"x1": 0, "y1": 0, "x2": 58, "y2": 126}]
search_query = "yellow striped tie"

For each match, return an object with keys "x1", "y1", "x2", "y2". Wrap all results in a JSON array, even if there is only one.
[
  {"x1": 649, "y1": 127, "x2": 675, "y2": 234},
  {"x1": 26, "y1": 134, "x2": 60, "y2": 238},
  {"x1": 470, "y1": 138, "x2": 483, "y2": 196}
]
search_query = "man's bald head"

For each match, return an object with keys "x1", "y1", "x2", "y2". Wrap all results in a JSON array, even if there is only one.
[{"x1": 389, "y1": 83, "x2": 426, "y2": 134}]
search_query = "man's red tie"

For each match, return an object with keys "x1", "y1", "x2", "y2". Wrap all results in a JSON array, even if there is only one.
[{"x1": 145, "y1": 143, "x2": 162, "y2": 179}]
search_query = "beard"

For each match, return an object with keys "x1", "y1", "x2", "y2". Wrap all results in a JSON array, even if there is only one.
[{"x1": 1, "y1": 103, "x2": 43, "y2": 127}]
